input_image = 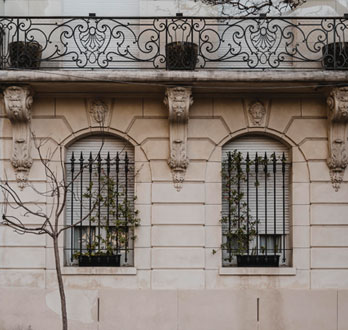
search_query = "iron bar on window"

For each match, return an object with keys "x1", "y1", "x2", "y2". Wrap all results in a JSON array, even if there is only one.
[
  {"x1": 222, "y1": 151, "x2": 290, "y2": 266},
  {"x1": 66, "y1": 151, "x2": 134, "y2": 267}
]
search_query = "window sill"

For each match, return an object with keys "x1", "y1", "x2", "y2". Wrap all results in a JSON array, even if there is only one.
[
  {"x1": 62, "y1": 267, "x2": 137, "y2": 276},
  {"x1": 219, "y1": 267, "x2": 296, "y2": 276}
]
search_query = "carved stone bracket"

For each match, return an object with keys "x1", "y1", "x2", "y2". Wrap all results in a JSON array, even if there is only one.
[
  {"x1": 3, "y1": 86, "x2": 34, "y2": 189},
  {"x1": 164, "y1": 87, "x2": 193, "y2": 191},
  {"x1": 326, "y1": 87, "x2": 348, "y2": 191}
]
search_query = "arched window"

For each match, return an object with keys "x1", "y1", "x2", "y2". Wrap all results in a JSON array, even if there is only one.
[
  {"x1": 65, "y1": 135, "x2": 135, "y2": 267},
  {"x1": 222, "y1": 135, "x2": 291, "y2": 267}
]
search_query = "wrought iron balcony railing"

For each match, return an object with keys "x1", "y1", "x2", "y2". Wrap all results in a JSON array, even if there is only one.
[{"x1": 0, "y1": 16, "x2": 347, "y2": 70}]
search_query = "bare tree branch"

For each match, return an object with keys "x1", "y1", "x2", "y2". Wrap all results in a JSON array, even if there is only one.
[{"x1": 195, "y1": 0, "x2": 306, "y2": 16}]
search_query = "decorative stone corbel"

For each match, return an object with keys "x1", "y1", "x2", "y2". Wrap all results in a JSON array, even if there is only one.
[
  {"x1": 164, "y1": 87, "x2": 193, "y2": 191},
  {"x1": 3, "y1": 86, "x2": 34, "y2": 189},
  {"x1": 326, "y1": 87, "x2": 348, "y2": 191}
]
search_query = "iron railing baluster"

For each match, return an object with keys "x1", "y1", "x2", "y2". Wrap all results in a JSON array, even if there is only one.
[
  {"x1": 70, "y1": 152, "x2": 75, "y2": 262},
  {"x1": 273, "y1": 152, "x2": 276, "y2": 256},
  {"x1": 255, "y1": 152, "x2": 259, "y2": 256},
  {"x1": 106, "y1": 152, "x2": 111, "y2": 254},
  {"x1": 97, "y1": 152, "x2": 101, "y2": 253},
  {"x1": 264, "y1": 152, "x2": 268, "y2": 256},
  {"x1": 228, "y1": 152, "x2": 232, "y2": 263},
  {"x1": 116, "y1": 152, "x2": 120, "y2": 257},
  {"x1": 237, "y1": 152, "x2": 241, "y2": 231},
  {"x1": 125, "y1": 152, "x2": 129, "y2": 264},
  {"x1": 246, "y1": 152, "x2": 250, "y2": 255},
  {"x1": 88, "y1": 152, "x2": 93, "y2": 256},
  {"x1": 282, "y1": 153, "x2": 286, "y2": 263},
  {"x1": 79, "y1": 152, "x2": 83, "y2": 255}
]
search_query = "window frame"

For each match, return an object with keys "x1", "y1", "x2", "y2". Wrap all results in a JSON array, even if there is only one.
[
  {"x1": 64, "y1": 134, "x2": 137, "y2": 268},
  {"x1": 221, "y1": 134, "x2": 292, "y2": 268}
]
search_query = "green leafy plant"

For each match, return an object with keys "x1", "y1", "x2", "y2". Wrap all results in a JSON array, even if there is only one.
[
  {"x1": 73, "y1": 173, "x2": 140, "y2": 262},
  {"x1": 218, "y1": 150, "x2": 258, "y2": 262}
]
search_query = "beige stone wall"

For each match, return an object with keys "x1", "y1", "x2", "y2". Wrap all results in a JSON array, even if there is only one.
[
  {"x1": 1, "y1": 91, "x2": 348, "y2": 328},
  {"x1": 1, "y1": 92, "x2": 347, "y2": 290},
  {"x1": 0, "y1": 287, "x2": 348, "y2": 330}
]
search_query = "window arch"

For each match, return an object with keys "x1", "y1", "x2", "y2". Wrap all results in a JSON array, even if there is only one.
[
  {"x1": 221, "y1": 135, "x2": 291, "y2": 267},
  {"x1": 65, "y1": 135, "x2": 136, "y2": 267}
]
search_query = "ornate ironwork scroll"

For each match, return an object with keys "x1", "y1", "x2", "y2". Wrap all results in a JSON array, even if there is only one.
[
  {"x1": 164, "y1": 87, "x2": 193, "y2": 191},
  {"x1": 3, "y1": 85, "x2": 33, "y2": 189},
  {"x1": 0, "y1": 17, "x2": 347, "y2": 70},
  {"x1": 327, "y1": 87, "x2": 348, "y2": 191}
]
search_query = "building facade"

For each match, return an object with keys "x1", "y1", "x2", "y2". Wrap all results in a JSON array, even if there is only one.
[{"x1": 1, "y1": 1, "x2": 348, "y2": 330}]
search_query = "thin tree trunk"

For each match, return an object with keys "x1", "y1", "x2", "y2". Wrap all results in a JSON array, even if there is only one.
[{"x1": 53, "y1": 235, "x2": 68, "y2": 330}]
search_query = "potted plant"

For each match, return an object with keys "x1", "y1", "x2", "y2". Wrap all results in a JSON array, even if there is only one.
[
  {"x1": 166, "y1": 41, "x2": 198, "y2": 70},
  {"x1": 73, "y1": 176, "x2": 140, "y2": 267},
  {"x1": 322, "y1": 41, "x2": 348, "y2": 70},
  {"x1": 78, "y1": 250, "x2": 122, "y2": 267},
  {"x1": 219, "y1": 150, "x2": 280, "y2": 267},
  {"x1": 236, "y1": 246, "x2": 280, "y2": 267},
  {"x1": 9, "y1": 41, "x2": 42, "y2": 69}
]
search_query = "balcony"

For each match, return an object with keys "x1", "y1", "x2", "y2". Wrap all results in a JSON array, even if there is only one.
[{"x1": 0, "y1": 15, "x2": 347, "y2": 71}]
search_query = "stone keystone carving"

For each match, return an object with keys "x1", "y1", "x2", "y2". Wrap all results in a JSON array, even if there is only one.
[
  {"x1": 248, "y1": 101, "x2": 266, "y2": 126},
  {"x1": 3, "y1": 86, "x2": 34, "y2": 189},
  {"x1": 88, "y1": 98, "x2": 109, "y2": 124},
  {"x1": 326, "y1": 87, "x2": 348, "y2": 191},
  {"x1": 164, "y1": 87, "x2": 193, "y2": 191}
]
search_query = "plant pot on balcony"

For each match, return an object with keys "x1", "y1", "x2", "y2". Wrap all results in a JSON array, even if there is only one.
[
  {"x1": 9, "y1": 41, "x2": 42, "y2": 69},
  {"x1": 78, "y1": 254, "x2": 121, "y2": 267},
  {"x1": 165, "y1": 41, "x2": 198, "y2": 70},
  {"x1": 237, "y1": 255, "x2": 280, "y2": 267},
  {"x1": 322, "y1": 42, "x2": 348, "y2": 70}
]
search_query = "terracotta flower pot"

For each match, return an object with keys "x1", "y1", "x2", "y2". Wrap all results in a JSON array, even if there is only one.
[
  {"x1": 9, "y1": 41, "x2": 42, "y2": 69},
  {"x1": 165, "y1": 41, "x2": 198, "y2": 70}
]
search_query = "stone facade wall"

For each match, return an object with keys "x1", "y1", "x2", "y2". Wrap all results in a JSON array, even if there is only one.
[{"x1": 1, "y1": 91, "x2": 348, "y2": 329}]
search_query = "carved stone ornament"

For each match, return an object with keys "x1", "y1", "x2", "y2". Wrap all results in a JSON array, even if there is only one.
[
  {"x1": 89, "y1": 98, "x2": 109, "y2": 124},
  {"x1": 3, "y1": 86, "x2": 34, "y2": 189},
  {"x1": 164, "y1": 87, "x2": 193, "y2": 191},
  {"x1": 248, "y1": 101, "x2": 266, "y2": 126},
  {"x1": 326, "y1": 87, "x2": 348, "y2": 191}
]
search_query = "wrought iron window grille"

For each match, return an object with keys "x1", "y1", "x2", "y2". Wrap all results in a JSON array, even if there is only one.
[
  {"x1": 221, "y1": 150, "x2": 291, "y2": 267},
  {"x1": 65, "y1": 151, "x2": 137, "y2": 267}
]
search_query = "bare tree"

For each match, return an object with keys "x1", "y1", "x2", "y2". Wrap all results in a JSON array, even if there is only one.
[
  {"x1": 194, "y1": 0, "x2": 306, "y2": 16},
  {"x1": 0, "y1": 136, "x2": 113, "y2": 330}
]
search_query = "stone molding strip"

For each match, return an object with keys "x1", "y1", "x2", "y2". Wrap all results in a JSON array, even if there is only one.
[{"x1": 1, "y1": 70, "x2": 348, "y2": 84}]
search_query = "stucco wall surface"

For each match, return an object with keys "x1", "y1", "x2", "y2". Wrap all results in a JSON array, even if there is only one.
[
  {"x1": 0, "y1": 92, "x2": 347, "y2": 290},
  {"x1": 0, "y1": 288, "x2": 347, "y2": 330}
]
